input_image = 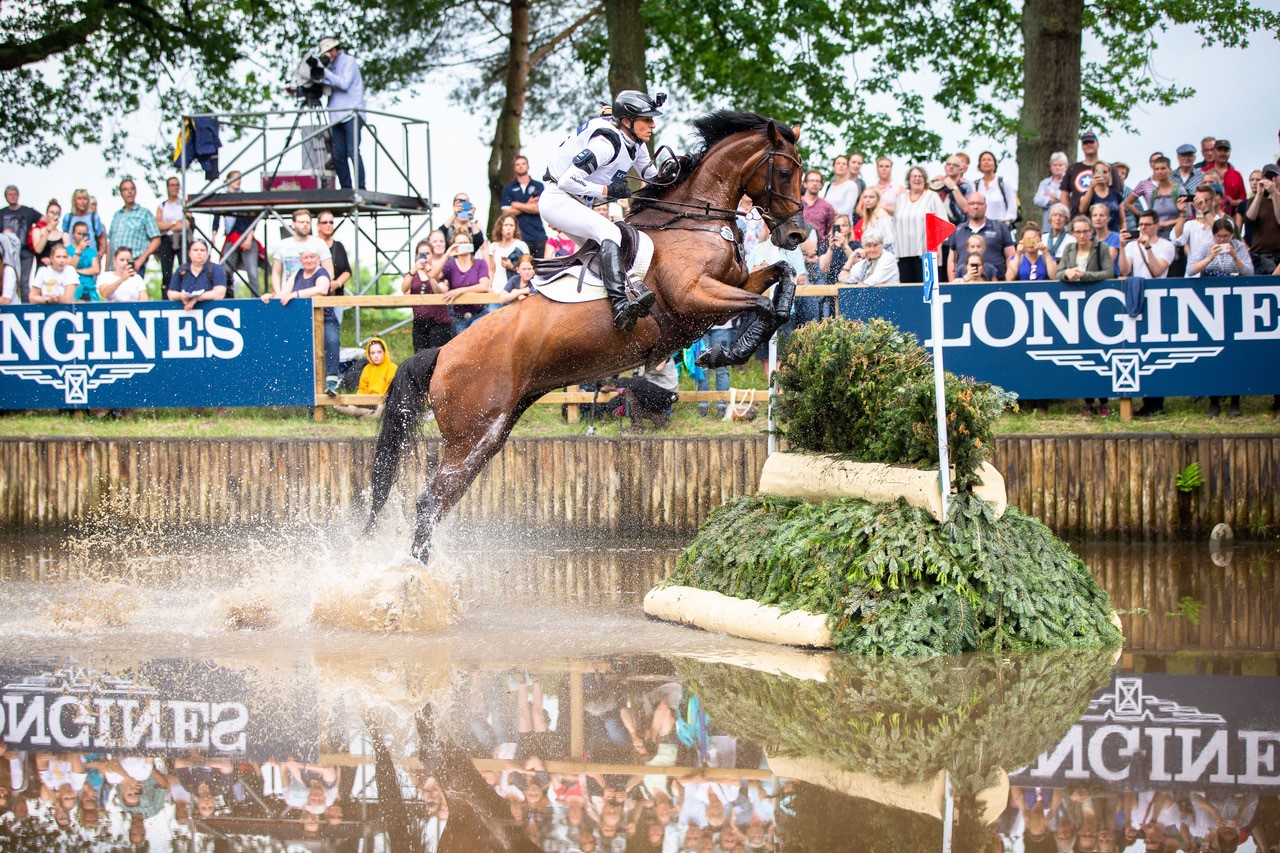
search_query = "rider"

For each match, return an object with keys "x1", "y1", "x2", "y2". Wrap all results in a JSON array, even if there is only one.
[{"x1": 542, "y1": 90, "x2": 665, "y2": 332}]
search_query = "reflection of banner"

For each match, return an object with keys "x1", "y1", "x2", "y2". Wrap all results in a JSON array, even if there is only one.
[
  {"x1": 837, "y1": 277, "x2": 1280, "y2": 398},
  {"x1": 0, "y1": 300, "x2": 316, "y2": 409},
  {"x1": 1008, "y1": 673, "x2": 1280, "y2": 794},
  {"x1": 0, "y1": 662, "x2": 317, "y2": 761}
]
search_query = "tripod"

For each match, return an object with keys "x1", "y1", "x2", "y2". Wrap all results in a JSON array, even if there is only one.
[{"x1": 267, "y1": 89, "x2": 334, "y2": 190}]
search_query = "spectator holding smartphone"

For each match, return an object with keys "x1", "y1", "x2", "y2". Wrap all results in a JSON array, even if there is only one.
[
  {"x1": 67, "y1": 222, "x2": 101, "y2": 301},
  {"x1": 1007, "y1": 223, "x2": 1057, "y2": 281},
  {"x1": 1119, "y1": 210, "x2": 1174, "y2": 278},
  {"x1": 1243, "y1": 164, "x2": 1280, "y2": 274},
  {"x1": 97, "y1": 247, "x2": 149, "y2": 302},
  {"x1": 401, "y1": 234, "x2": 453, "y2": 351}
]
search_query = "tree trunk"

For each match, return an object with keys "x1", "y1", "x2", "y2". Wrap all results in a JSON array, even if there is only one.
[
  {"x1": 1016, "y1": 0, "x2": 1083, "y2": 228},
  {"x1": 606, "y1": 0, "x2": 647, "y2": 95},
  {"x1": 487, "y1": 0, "x2": 532, "y2": 231}
]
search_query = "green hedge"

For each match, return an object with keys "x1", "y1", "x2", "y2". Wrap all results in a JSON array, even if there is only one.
[
  {"x1": 669, "y1": 493, "x2": 1122, "y2": 656},
  {"x1": 775, "y1": 318, "x2": 1015, "y2": 489}
]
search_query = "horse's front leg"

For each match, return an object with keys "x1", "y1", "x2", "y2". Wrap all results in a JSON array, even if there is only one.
[{"x1": 697, "y1": 264, "x2": 795, "y2": 368}]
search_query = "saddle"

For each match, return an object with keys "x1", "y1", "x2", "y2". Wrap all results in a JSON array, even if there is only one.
[{"x1": 533, "y1": 221, "x2": 643, "y2": 280}]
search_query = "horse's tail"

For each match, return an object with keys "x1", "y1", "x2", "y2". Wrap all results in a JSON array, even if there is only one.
[{"x1": 367, "y1": 347, "x2": 441, "y2": 532}]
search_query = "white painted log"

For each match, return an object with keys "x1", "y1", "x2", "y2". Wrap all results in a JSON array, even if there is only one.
[
  {"x1": 643, "y1": 585, "x2": 832, "y2": 648},
  {"x1": 758, "y1": 452, "x2": 1007, "y2": 521}
]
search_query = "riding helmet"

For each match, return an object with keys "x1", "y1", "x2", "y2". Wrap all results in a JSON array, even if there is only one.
[{"x1": 612, "y1": 90, "x2": 666, "y2": 120}]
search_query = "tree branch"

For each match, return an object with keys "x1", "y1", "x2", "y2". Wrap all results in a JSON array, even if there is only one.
[
  {"x1": 0, "y1": 1, "x2": 116, "y2": 71},
  {"x1": 529, "y1": 0, "x2": 602, "y2": 67}
]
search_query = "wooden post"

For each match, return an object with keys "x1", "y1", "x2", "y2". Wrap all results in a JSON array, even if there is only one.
[
  {"x1": 565, "y1": 384, "x2": 580, "y2": 424},
  {"x1": 313, "y1": 303, "x2": 326, "y2": 422},
  {"x1": 1119, "y1": 398, "x2": 1133, "y2": 421}
]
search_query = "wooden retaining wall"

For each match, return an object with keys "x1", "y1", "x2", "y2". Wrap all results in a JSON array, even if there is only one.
[{"x1": 0, "y1": 434, "x2": 1276, "y2": 538}]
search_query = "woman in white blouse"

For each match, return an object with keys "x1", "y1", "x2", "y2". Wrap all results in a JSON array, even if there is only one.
[{"x1": 893, "y1": 165, "x2": 947, "y2": 282}]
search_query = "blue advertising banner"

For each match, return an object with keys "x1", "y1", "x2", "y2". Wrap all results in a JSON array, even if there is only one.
[
  {"x1": 0, "y1": 300, "x2": 316, "y2": 409},
  {"x1": 837, "y1": 277, "x2": 1280, "y2": 398}
]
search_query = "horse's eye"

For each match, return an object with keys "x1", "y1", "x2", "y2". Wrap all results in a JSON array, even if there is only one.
[{"x1": 778, "y1": 170, "x2": 792, "y2": 181}]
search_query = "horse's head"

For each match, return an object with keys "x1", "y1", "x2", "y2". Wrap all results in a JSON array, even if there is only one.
[{"x1": 744, "y1": 121, "x2": 808, "y2": 250}]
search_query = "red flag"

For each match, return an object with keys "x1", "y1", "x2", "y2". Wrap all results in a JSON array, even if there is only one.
[{"x1": 924, "y1": 213, "x2": 956, "y2": 253}]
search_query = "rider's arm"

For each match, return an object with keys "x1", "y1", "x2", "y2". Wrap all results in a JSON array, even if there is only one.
[{"x1": 556, "y1": 134, "x2": 623, "y2": 198}]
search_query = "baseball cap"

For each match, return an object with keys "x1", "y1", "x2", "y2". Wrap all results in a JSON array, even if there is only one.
[
  {"x1": 1262, "y1": 164, "x2": 1280, "y2": 178},
  {"x1": 457, "y1": 201, "x2": 474, "y2": 219},
  {"x1": 1081, "y1": 131, "x2": 1098, "y2": 143},
  {"x1": 1175, "y1": 144, "x2": 1196, "y2": 156},
  {"x1": 1214, "y1": 139, "x2": 1231, "y2": 150},
  {"x1": 317, "y1": 37, "x2": 340, "y2": 54}
]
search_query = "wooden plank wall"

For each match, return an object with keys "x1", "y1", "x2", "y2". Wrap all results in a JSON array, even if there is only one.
[{"x1": 0, "y1": 434, "x2": 1276, "y2": 538}]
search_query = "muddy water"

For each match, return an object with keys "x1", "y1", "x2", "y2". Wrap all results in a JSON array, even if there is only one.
[{"x1": 0, "y1": 526, "x2": 1277, "y2": 851}]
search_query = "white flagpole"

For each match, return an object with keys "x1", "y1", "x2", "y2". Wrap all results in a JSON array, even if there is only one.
[{"x1": 923, "y1": 251, "x2": 952, "y2": 517}]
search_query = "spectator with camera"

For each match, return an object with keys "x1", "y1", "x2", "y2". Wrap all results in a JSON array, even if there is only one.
[
  {"x1": 1078, "y1": 161, "x2": 1122, "y2": 231},
  {"x1": 1119, "y1": 210, "x2": 1174, "y2": 278},
  {"x1": 1007, "y1": 223, "x2": 1057, "y2": 281},
  {"x1": 945, "y1": 191, "x2": 1015, "y2": 281},
  {"x1": 1190, "y1": 219, "x2": 1253, "y2": 277},
  {"x1": 97, "y1": 247, "x2": 149, "y2": 302},
  {"x1": 956, "y1": 235, "x2": 998, "y2": 282},
  {"x1": 500, "y1": 155, "x2": 546, "y2": 259},
  {"x1": 438, "y1": 193, "x2": 486, "y2": 252},
  {"x1": 402, "y1": 234, "x2": 453, "y2": 351},
  {"x1": 108, "y1": 179, "x2": 161, "y2": 277},
  {"x1": 168, "y1": 239, "x2": 228, "y2": 310},
  {"x1": 1173, "y1": 184, "x2": 1227, "y2": 274},
  {"x1": 1242, "y1": 164, "x2": 1280, "y2": 274},
  {"x1": 317, "y1": 37, "x2": 366, "y2": 190},
  {"x1": 430, "y1": 229, "x2": 492, "y2": 336}
]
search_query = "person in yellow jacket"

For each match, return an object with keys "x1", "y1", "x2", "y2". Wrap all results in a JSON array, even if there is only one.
[{"x1": 334, "y1": 336, "x2": 397, "y2": 419}]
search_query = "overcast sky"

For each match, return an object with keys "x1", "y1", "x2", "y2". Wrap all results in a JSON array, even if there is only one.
[{"x1": 6, "y1": 24, "x2": 1278, "y2": 233}]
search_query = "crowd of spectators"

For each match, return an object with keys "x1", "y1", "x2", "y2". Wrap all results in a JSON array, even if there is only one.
[{"x1": 2, "y1": 126, "x2": 1277, "y2": 419}]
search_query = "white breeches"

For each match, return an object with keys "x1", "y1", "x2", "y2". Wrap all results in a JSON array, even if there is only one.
[{"x1": 540, "y1": 185, "x2": 622, "y2": 247}]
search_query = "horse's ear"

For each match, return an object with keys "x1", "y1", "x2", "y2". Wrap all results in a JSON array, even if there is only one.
[{"x1": 767, "y1": 121, "x2": 781, "y2": 146}]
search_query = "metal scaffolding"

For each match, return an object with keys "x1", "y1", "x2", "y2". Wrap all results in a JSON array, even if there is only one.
[{"x1": 179, "y1": 106, "x2": 435, "y2": 343}]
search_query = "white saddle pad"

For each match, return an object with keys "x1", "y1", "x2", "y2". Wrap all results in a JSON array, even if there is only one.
[{"x1": 534, "y1": 232, "x2": 655, "y2": 304}]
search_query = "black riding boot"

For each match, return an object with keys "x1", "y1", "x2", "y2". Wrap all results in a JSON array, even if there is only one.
[{"x1": 600, "y1": 240, "x2": 655, "y2": 333}]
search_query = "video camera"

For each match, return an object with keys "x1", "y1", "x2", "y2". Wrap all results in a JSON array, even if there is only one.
[{"x1": 291, "y1": 54, "x2": 331, "y2": 106}]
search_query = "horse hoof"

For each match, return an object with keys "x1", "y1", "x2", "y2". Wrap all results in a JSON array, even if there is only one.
[{"x1": 696, "y1": 347, "x2": 725, "y2": 369}]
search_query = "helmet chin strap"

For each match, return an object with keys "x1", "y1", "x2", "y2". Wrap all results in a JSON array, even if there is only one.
[{"x1": 618, "y1": 116, "x2": 640, "y2": 141}]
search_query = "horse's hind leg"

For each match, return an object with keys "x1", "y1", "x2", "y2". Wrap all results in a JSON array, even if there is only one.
[{"x1": 410, "y1": 396, "x2": 539, "y2": 563}]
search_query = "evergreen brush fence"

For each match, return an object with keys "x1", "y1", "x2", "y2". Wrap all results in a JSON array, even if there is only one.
[{"x1": 0, "y1": 434, "x2": 1277, "y2": 538}]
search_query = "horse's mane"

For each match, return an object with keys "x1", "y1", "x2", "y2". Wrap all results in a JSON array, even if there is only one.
[{"x1": 633, "y1": 110, "x2": 795, "y2": 201}]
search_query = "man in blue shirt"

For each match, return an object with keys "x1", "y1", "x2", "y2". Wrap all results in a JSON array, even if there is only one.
[
  {"x1": 500, "y1": 155, "x2": 546, "y2": 259},
  {"x1": 319, "y1": 37, "x2": 366, "y2": 190}
]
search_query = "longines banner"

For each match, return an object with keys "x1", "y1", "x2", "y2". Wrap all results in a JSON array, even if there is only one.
[
  {"x1": 0, "y1": 661, "x2": 318, "y2": 761},
  {"x1": 837, "y1": 277, "x2": 1280, "y2": 398},
  {"x1": 0, "y1": 300, "x2": 316, "y2": 409},
  {"x1": 1008, "y1": 673, "x2": 1280, "y2": 794}
]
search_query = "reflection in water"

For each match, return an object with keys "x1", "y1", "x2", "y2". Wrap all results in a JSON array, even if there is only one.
[
  {"x1": 0, "y1": 649, "x2": 1275, "y2": 851},
  {"x1": 0, "y1": 531, "x2": 1277, "y2": 849}
]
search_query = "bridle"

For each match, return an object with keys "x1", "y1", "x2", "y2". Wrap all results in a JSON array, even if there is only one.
[{"x1": 630, "y1": 128, "x2": 805, "y2": 235}]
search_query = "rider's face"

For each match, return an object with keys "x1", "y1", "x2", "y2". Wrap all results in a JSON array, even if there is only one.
[{"x1": 630, "y1": 116, "x2": 656, "y2": 142}]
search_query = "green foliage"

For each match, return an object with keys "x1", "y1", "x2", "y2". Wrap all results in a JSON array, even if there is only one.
[
  {"x1": 0, "y1": 0, "x2": 301, "y2": 171},
  {"x1": 676, "y1": 650, "x2": 1116, "y2": 795},
  {"x1": 774, "y1": 318, "x2": 1016, "y2": 490},
  {"x1": 1165, "y1": 596, "x2": 1204, "y2": 625},
  {"x1": 1176, "y1": 461, "x2": 1205, "y2": 493},
  {"x1": 669, "y1": 493, "x2": 1122, "y2": 656}
]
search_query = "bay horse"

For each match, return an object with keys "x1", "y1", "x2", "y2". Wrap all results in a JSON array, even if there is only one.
[{"x1": 368, "y1": 111, "x2": 808, "y2": 562}]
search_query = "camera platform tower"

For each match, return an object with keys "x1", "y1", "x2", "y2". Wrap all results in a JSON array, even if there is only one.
[{"x1": 179, "y1": 106, "x2": 435, "y2": 343}]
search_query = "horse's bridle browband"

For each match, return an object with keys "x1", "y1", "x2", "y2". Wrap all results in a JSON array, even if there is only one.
[{"x1": 629, "y1": 129, "x2": 805, "y2": 236}]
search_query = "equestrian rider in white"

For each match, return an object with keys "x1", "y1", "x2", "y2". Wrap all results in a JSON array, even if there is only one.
[{"x1": 541, "y1": 90, "x2": 665, "y2": 332}]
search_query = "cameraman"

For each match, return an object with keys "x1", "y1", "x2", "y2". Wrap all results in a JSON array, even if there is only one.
[{"x1": 317, "y1": 37, "x2": 366, "y2": 190}]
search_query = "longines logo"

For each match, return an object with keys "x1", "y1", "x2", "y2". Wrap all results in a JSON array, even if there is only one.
[
  {"x1": 0, "y1": 363, "x2": 155, "y2": 405},
  {"x1": 1027, "y1": 347, "x2": 1224, "y2": 394},
  {"x1": 1081, "y1": 677, "x2": 1226, "y2": 725}
]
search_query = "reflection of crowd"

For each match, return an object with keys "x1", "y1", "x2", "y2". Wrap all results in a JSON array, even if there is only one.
[
  {"x1": 1001, "y1": 786, "x2": 1279, "y2": 853},
  {"x1": 0, "y1": 746, "x2": 347, "y2": 846},
  {"x1": 463, "y1": 670, "x2": 779, "y2": 853}
]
